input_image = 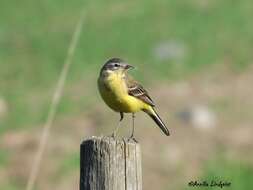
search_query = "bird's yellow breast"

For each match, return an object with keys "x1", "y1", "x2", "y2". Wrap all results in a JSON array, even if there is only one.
[{"x1": 98, "y1": 71, "x2": 149, "y2": 113}]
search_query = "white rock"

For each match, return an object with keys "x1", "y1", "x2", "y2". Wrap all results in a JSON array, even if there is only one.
[
  {"x1": 178, "y1": 105, "x2": 217, "y2": 129},
  {"x1": 191, "y1": 105, "x2": 217, "y2": 129},
  {"x1": 153, "y1": 40, "x2": 187, "y2": 61}
]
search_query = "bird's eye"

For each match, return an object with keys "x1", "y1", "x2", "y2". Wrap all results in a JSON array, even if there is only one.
[{"x1": 114, "y1": 63, "x2": 119, "y2": 67}]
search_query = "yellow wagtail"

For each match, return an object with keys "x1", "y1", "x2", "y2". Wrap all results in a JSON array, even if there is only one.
[{"x1": 98, "y1": 58, "x2": 170, "y2": 138}]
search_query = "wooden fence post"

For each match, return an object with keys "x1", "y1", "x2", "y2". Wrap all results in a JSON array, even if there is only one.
[{"x1": 80, "y1": 136, "x2": 142, "y2": 190}]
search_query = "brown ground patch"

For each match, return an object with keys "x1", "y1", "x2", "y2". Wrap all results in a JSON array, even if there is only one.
[{"x1": 1, "y1": 65, "x2": 253, "y2": 190}]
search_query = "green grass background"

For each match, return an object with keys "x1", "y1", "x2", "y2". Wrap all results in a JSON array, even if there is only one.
[
  {"x1": 1, "y1": 0, "x2": 253, "y2": 189},
  {"x1": 1, "y1": 0, "x2": 253, "y2": 131}
]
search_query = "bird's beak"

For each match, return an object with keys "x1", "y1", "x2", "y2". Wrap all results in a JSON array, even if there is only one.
[{"x1": 124, "y1": 64, "x2": 134, "y2": 70}]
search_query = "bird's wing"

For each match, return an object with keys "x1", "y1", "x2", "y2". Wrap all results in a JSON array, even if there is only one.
[{"x1": 126, "y1": 76, "x2": 155, "y2": 107}]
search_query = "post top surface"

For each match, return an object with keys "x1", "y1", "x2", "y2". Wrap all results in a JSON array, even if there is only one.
[{"x1": 81, "y1": 136, "x2": 139, "y2": 146}]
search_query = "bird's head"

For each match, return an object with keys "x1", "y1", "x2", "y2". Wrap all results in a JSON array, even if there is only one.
[{"x1": 100, "y1": 58, "x2": 134, "y2": 76}]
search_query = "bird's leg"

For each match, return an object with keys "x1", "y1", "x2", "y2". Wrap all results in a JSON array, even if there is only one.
[
  {"x1": 111, "y1": 112, "x2": 124, "y2": 138},
  {"x1": 128, "y1": 113, "x2": 138, "y2": 142}
]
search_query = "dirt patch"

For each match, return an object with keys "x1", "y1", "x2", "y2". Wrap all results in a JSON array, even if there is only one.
[{"x1": 1, "y1": 65, "x2": 253, "y2": 190}]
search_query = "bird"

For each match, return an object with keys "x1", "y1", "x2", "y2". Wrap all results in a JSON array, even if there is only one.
[{"x1": 97, "y1": 58, "x2": 170, "y2": 139}]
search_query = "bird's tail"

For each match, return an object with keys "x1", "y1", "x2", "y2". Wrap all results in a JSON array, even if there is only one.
[{"x1": 143, "y1": 107, "x2": 170, "y2": 136}]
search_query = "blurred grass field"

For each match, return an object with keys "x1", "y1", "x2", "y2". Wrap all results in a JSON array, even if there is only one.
[{"x1": 1, "y1": 0, "x2": 253, "y2": 190}]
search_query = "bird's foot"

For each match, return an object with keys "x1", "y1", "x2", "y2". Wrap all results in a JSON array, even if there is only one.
[
  {"x1": 127, "y1": 135, "x2": 138, "y2": 143},
  {"x1": 110, "y1": 132, "x2": 117, "y2": 139}
]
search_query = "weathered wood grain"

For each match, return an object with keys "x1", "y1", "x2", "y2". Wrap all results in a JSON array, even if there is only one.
[{"x1": 80, "y1": 136, "x2": 142, "y2": 190}]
